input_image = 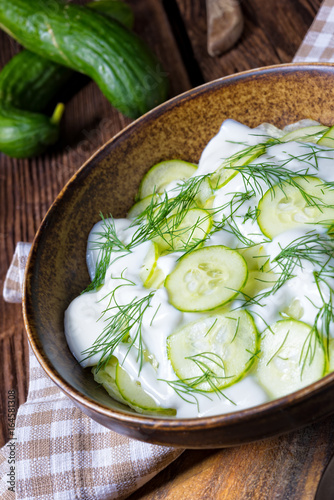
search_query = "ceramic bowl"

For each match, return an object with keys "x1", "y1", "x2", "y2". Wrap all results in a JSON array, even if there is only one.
[{"x1": 23, "y1": 63, "x2": 334, "y2": 448}]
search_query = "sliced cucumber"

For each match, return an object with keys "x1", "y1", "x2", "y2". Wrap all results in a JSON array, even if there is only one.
[
  {"x1": 138, "y1": 160, "x2": 197, "y2": 199},
  {"x1": 328, "y1": 339, "x2": 334, "y2": 373},
  {"x1": 195, "y1": 177, "x2": 214, "y2": 207},
  {"x1": 92, "y1": 357, "x2": 129, "y2": 406},
  {"x1": 281, "y1": 125, "x2": 329, "y2": 144},
  {"x1": 153, "y1": 208, "x2": 212, "y2": 253},
  {"x1": 127, "y1": 195, "x2": 155, "y2": 219},
  {"x1": 115, "y1": 363, "x2": 176, "y2": 415},
  {"x1": 318, "y1": 125, "x2": 334, "y2": 147},
  {"x1": 165, "y1": 245, "x2": 248, "y2": 312},
  {"x1": 210, "y1": 143, "x2": 267, "y2": 190},
  {"x1": 239, "y1": 244, "x2": 277, "y2": 298},
  {"x1": 167, "y1": 310, "x2": 258, "y2": 391},
  {"x1": 257, "y1": 176, "x2": 334, "y2": 238},
  {"x1": 139, "y1": 242, "x2": 159, "y2": 286},
  {"x1": 256, "y1": 319, "x2": 325, "y2": 399}
]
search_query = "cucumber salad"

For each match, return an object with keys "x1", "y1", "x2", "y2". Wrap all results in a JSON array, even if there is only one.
[{"x1": 64, "y1": 119, "x2": 334, "y2": 418}]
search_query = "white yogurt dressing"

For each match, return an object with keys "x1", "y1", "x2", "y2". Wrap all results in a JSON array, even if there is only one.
[{"x1": 64, "y1": 119, "x2": 334, "y2": 418}]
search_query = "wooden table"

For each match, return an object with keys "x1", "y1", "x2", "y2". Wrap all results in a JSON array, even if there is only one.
[{"x1": 1, "y1": 0, "x2": 332, "y2": 498}]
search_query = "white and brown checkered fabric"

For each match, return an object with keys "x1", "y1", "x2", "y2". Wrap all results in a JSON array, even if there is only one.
[{"x1": 294, "y1": 0, "x2": 334, "y2": 62}]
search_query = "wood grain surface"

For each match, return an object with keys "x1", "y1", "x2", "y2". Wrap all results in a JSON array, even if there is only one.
[{"x1": 1, "y1": 0, "x2": 332, "y2": 499}]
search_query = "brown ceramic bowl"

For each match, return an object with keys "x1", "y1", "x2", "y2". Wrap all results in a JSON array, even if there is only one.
[{"x1": 23, "y1": 63, "x2": 334, "y2": 448}]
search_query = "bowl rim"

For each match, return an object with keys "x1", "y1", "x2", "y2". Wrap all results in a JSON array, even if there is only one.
[{"x1": 23, "y1": 61, "x2": 334, "y2": 430}]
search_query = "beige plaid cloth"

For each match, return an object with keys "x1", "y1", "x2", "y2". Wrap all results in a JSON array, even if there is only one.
[
  {"x1": 1, "y1": 243, "x2": 182, "y2": 499},
  {"x1": 294, "y1": 0, "x2": 334, "y2": 62}
]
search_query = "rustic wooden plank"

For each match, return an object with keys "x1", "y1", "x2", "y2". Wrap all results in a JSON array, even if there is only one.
[
  {"x1": 0, "y1": 0, "x2": 190, "y2": 448},
  {"x1": 174, "y1": 0, "x2": 322, "y2": 80},
  {"x1": 130, "y1": 420, "x2": 334, "y2": 499}
]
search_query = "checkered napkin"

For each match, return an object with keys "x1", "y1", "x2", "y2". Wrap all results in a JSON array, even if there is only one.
[
  {"x1": 0, "y1": 243, "x2": 183, "y2": 499},
  {"x1": 293, "y1": 0, "x2": 334, "y2": 62}
]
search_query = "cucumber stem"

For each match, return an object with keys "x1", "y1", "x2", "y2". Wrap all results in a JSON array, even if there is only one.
[{"x1": 50, "y1": 102, "x2": 65, "y2": 125}]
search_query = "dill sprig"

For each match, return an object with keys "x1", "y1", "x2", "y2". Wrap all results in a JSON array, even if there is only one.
[
  {"x1": 129, "y1": 174, "x2": 210, "y2": 248},
  {"x1": 160, "y1": 351, "x2": 235, "y2": 410},
  {"x1": 81, "y1": 284, "x2": 155, "y2": 372},
  {"x1": 304, "y1": 271, "x2": 334, "y2": 371},
  {"x1": 223, "y1": 142, "x2": 334, "y2": 207},
  {"x1": 84, "y1": 214, "x2": 130, "y2": 292},
  {"x1": 207, "y1": 189, "x2": 265, "y2": 248},
  {"x1": 240, "y1": 231, "x2": 334, "y2": 306}
]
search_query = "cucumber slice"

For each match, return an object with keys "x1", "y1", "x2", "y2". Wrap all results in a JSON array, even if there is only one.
[
  {"x1": 257, "y1": 176, "x2": 334, "y2": 238},
  {"x1": 139, "y1": 242, "x2": 166, "y2": 289},
  {"x1": 127, "y1": 195, "x2": 154, "y2": 219},
  {"x1": 139, "y1": 242, "x2": 159, "y2": 286},
  {"x1": 239, "y1": 245, "x2": 277, "y2": 298},
  {"x1": 167, "y1": 310, "x2": 258, "y2": 391},
  {"x1": 115, "y1": 363, "x2": 176, "y2": 415},
  {"x1": 318, "y1": 125, "x2": 334, "y2": 148},
  {"x1": 165, "y1": 245, "x2": 248, "y2": 312},
  {"x1": 328, "y1": 339, "x2": 334, "y2": 373},
  {"x1": 210, "y1": 143, "x2": 267, "y2": 190},
  {"x1": 195, "y1": 177, "x2": 214, "y2": 207},
  {"x1": 153, "y1": 208, "x2": 212, "y2": 253},
  {"x1": 92, "y1": 357, "x2": 129, "y2": 406},
  {"x1": 138, "y1": 160, "x2": 197, "y2": 199},
  {"x1": 256, "y1": 319, "x2": 325, "y2": 399},
  {"x1": 281, "y1": 125, "x2": 329, "y2": 144}
]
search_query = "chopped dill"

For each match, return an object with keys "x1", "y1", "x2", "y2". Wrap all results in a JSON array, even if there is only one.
[
  {"x1": 160, "y1": 350, "x2": 236, "y2": 410},
  {"x1": 81, "y1": 284, "x2": 155, "y2": 372}
]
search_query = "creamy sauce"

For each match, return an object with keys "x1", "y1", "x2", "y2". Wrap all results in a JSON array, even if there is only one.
[{"x1": 64, "y1": 119, "x2": 334, "y2": 418}]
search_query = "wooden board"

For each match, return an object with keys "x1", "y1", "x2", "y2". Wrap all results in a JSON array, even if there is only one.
[{"x1": 2, "y1": 1, "x2": 333, "y2": 498}]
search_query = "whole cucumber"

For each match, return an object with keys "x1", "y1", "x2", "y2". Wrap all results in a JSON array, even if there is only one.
[
  {"x1": 0, "y1": 104, "x2": 63, "y2": 158},
  {"x1": 0, "y1": 0, "x2": 134, "y2": 112},
  {"x1": 0, "y1": 0, "x2": 168, "y2": 118},
  {"x1": 0, "y1": 52, "x2": 71, "y2": 112},
  {"x1": 0, "y1": 0, "x2": 135, "y2": 158},
  {"x1": 87, "y1": 0, "x2": 134, "y2": 30}
]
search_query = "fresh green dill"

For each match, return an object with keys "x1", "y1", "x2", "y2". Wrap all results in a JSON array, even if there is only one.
[
  {"x1": 160, "y1": 351, "x2": 236, "y2": 410},
  {"x1": 266, "y1": 330, "x2": 290, "y2": 366},
  {"x1": 303, "y1": 271, "x2": 334, "y2": 372},
  {"x1": 221, "y1": 141, "x2": 334, "y2": 209},
  {"x1": 240, "y1": 231, "x2": 334, "y2": 305},
  {"x1": 130, "y1": 175, "x2": 210, "y2": 247},
  {"x1": 81, "y1": 286, "x2": 155, "y2": 372},
  {"x1": 84, "y1": 213, "x2": 130, "y2": 292}
]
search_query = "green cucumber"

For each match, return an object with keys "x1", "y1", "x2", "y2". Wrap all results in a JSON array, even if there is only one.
[
  {"x1": 256, "y1": 319, "x2": 326, "y2": 399},
  {"x1": 0, "y1": 0, "x2": 168, "y2": 119},
  {"x1": 139, "y1": 160, "x2": 198, "y2": 199},
  {"x1": 127, "y1": 195, "x2": 155, "y2": 219},
  {"x1": 318, "y1": 125, "x2": 334, "y2": 147},
  {"x1": 153, "y1": 208, "x2": 212, "y2": 253},
  {"x1": 167, "y1": 310, "x2": 258, "y2": 391},
  {"x1": 257, "y1": 176, "x2": 334, "y2": 239},
  {"x1": 210, "y1": 143, "x2": 267, "y2": 190},
  {"x1": 92, "y1": 357, "x2": 175, "y2": 415},
  {"x1": 0, "y1": 0, "x2": 135, "y2": 158},
  {"x1": 165, "y1": 245, "x2": 248, "y2": 312},
  {"x1": 139, "y1": 242, "x2": 159, "y2": 286},
  {"x1": 86, "y1": 0, "x2": 134, "y2": 30},
  {"x1": 281, "y1": 125, "x2": 329, "y2": 144},
  {"x1": 0, "y1": 0, "x2": 133, "y2": 111},
  {"x1": 0, "y1": 103, "x2": 64, "y2": 158},
  {"x1": 239, "y1": 244, "x2": 277, "y2": 298},
  {"x1": 115, "y1": 363, "x2": 176, "y2": 415},
  {"x1": 92, "y1": 357, "x2": 127, "y2": 406}
]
